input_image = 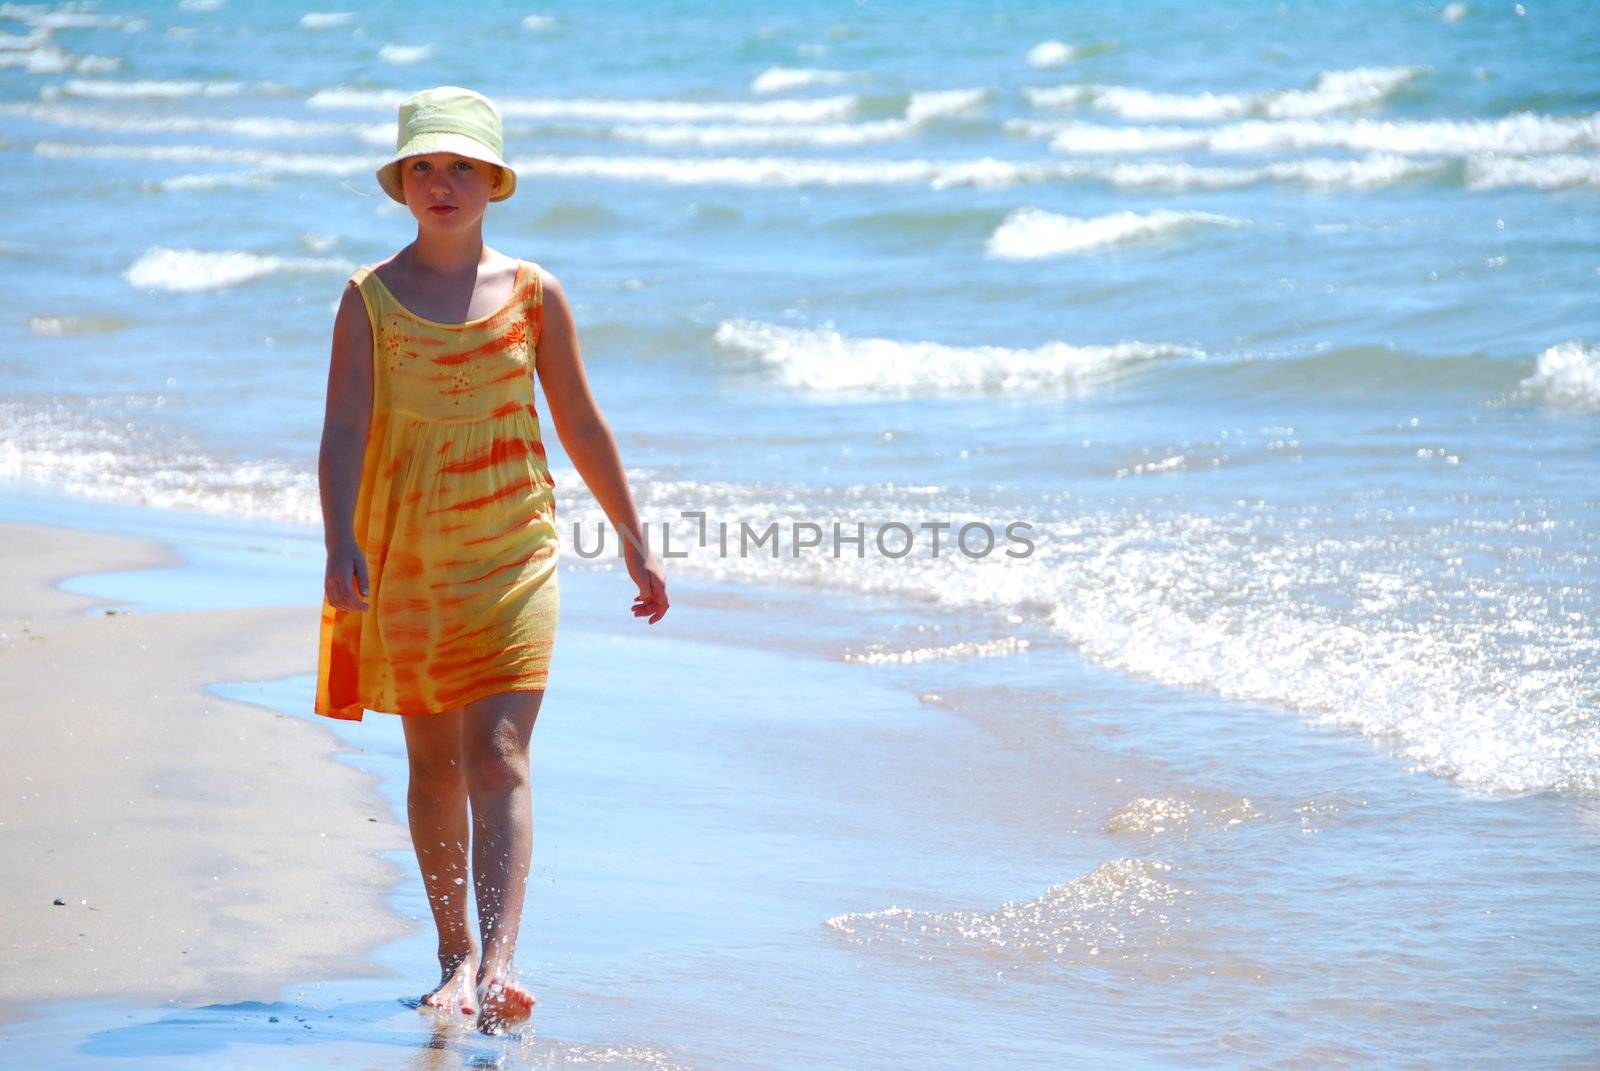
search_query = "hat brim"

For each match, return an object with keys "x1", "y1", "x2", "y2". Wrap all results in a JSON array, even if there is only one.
[{"x1": 376, "y1": 131, "x2": 516, "y2": 204}]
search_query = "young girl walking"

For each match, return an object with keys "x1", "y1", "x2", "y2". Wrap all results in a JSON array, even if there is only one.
[{"x1": 314, "y1": 85, "x2": 668, "y2": 1033}]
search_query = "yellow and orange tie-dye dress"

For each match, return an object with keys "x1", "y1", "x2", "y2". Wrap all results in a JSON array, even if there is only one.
[{"x1": 315, "y1": 259, "x2": 559, "y2": 721}]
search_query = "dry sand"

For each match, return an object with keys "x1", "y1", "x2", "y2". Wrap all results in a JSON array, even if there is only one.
[{"x1": 0, "y1": 522, "x2": 409, "y2": 1019}]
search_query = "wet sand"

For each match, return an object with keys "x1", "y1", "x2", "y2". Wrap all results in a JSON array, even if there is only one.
[{"x1": 0, "y1": 522, "x2": 408, "y2": 1021}]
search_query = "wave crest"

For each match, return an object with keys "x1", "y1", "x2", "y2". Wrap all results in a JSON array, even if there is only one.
[
  {"x1": 712, "y1": 319, "x2": 1200, "y2": 396},
  {"x1": 986, "y1": 207, "x2": 1250, "y2": 258}
]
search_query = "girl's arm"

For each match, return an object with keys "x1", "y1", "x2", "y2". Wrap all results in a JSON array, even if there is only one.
[
  {"x1": 535, "y1": 270, "x2": 669, "y2": 624},
  {"x1": 318, "y1": 281, "x2": 374, "y2": 612}
]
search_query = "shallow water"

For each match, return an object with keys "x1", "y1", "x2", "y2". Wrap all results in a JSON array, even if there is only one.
[
  {"x1": 3, "y1": 0, "x2": 1599, "y2": 1065},
  {"x1": 4, "y1": 493, "x2": 1599, "y2": 1068}
]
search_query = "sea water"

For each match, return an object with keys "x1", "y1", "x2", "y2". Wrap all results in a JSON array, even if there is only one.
[{"x1": 2, "y1": 1, "x2": 1597, "y2": 1066}]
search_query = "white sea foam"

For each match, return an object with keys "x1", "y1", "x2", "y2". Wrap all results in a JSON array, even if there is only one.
[
  {"x1": 35, "y1": 140, "x2": 377, "y2": 175},
  {"x1": 603, "y1": 89, "x2": 984, "y2": 147},
  {"x1": 606, "y1": 119, "x2": 914, "y2": 148},
  {"x1": 1026, "y1": 40, "x2": 1078, "y2": 68},
  {"x1": 149, "y1": 170, "x2": 276, "y2": 192},
  {"x1": 3, "y1": 9, "x2": 145, "y2": 31},
  {"x1": 844, "y1": 637, "x2": 1031, "y2": 664},
  {"x1": 0, "y1": 29, "x2": 48, "y2": 49},
  {"x1": 826, "y1": 859, "x2": 1182, "y2": 961},
  {"x1": 1441, "y1": 2, "x2": 1470, "y2": 21},
  {"x1": 1025, "y1": 84, "x2": 1096, "y2": 109},
  {"x1": 492, "y1": 151, "x2": 1438, "y2": 191},
  {"x1": 521, "y1": 14, "x2": 556, "y2": 30},
  {"x1": 986, "y1": 207, "x2": 1250, "y2": 259},
  {"x1": 1519, "y1": 341, "x2": 1600, "y2": 410},
  {"x1": 0, "y1": 43, "x2": 66, "y2": 72},
  {"x1": 1465, "y1": 153, "x2": 1600, "y2": 189},
  {"x1": 34, "y1": 138, "x2": 1441, "y2": 191},
  {"x1": 1017, "y1": 112, "x2": 1600, "y2": 156},
  {"x1": 47, "y1": 78, "x2": 247, "y2": 99},
  {"x1": 299, "y1": 12, "x2": 353, "y2": 29},
  {"x1": 0, "y1": 403, "x2": 322, "y2": 525},
  {"x1": 905, "y1": 87, "x2": 988, "y2": 124},
  {"x1": 377, "y1": 43, "x2": 433, "y2": 65},
  {"x1": 712, "y1": 319, "x2": 1200, "y2": 396},
  {"x1": 1010, "y1": 119, "x2": 1203, "y2": 152},
  {"x1": 2, "y1": 101, "x2": 357, "y2": 139},
  {"x1": 309, "y1": 86, "x2": 861, "y2": 123},
  {"x1": 124, "y1": 247, "x2": 351, "y2": 292},
  {"x1": 178, "y1": 0, "x2": 226, "y2": 11},
  {"x1": 751, "y1": 66, "x2": 850, "y2": 94},
  {"x1": 3, "y1": 406, "x2": 1594, "y2": 796},
  {"x1": 502, "y1": 153, "x2": 1088, "y2": 190},
  {"x1": 1027, "y1": 66, "x2": 1425, "y2": 120}
]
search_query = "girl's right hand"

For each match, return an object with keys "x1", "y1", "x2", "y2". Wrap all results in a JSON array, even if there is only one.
[{"x1": 325, "y1": 541, "x2": 370, "y2": 612}]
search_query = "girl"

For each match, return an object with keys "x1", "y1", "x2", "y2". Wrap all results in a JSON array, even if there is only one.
[{"x1": 314, "y1": 85, "x2": 668, "y2": 1033}]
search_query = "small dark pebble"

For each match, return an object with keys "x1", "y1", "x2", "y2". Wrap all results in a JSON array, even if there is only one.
[
  {"x1": 268, "y1": 1017, "x2": 278, "y2": 1023},
  {"x1": 367, "y1": 817, "x2": 377, "y2": 822},
  {"x1": 53, "y1": 897, "x2": 65, "y2": 906}
]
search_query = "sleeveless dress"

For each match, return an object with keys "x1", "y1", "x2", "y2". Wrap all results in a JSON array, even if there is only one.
[{"x1": 314, "y1": 259, "x2": 559, "y2": 721}]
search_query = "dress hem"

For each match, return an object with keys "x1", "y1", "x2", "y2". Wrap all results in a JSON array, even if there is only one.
[{"x1": 313, "y1": 681, "x2": 550, "y2": 722}]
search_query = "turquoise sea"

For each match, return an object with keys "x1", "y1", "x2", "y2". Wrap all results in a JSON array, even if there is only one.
[{"x1": 2, "y1": 1, "x2": 1598, "y2": 1067}]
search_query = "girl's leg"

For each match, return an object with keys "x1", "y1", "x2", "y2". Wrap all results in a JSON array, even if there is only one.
[
  {"x1": 460, "y1": 687, "x2": 544, "y2": 1029},
  {"x1": 401, "y1": 708, "x2": 478, "y2": 1016}
]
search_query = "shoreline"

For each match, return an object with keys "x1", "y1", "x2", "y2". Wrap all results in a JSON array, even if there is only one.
[{"x1": 0, "y1": 521, "x2": 411, "y2": 1024}]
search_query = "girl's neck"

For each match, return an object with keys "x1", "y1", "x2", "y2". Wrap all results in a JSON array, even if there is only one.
[{"x1": 406, "y1": 227, "x2": 489, "y2": 276}]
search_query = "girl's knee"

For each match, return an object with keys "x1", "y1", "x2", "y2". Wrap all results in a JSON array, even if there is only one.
[
  {"x1": 464, "y1": 731, "x2": 529, "y2": 798},
  {"x1": 408, "y1": 754, "x2": 466, "y2": 803}
]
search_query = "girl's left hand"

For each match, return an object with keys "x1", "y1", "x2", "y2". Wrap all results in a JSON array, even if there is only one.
[{"x1": 626, "y1": 545, "x2": 669, "y2": 624}]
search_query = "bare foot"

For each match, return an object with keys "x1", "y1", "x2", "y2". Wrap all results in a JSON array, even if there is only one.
[
  {"x1": 419, "y1": 952, "x2": 478, "y2": 1018},
  {"x1": 475, "y1": 974, "x2": 536, "y2": 1034}
]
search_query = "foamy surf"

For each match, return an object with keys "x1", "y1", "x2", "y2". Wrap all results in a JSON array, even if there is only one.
[
  {"x1": 4, "y1": 399, "x2": 1596, "y2": 798},
  {"x1": 0, "y1": 42, "x2": 119, "y2": 74},
  {"x1": 44, "y1": 78, "x2": 253, "y2": 99},
  {"x1": 299, "y1": 12, "x2": 354, "y2": 29},
  {"x1": 904, "y1": 88, "x2": 989, "y2": 124},
  {"x1": 1018, "y1": 111, "x2": 1600, "y2": 157},
  {"x1": 1026, "y1": 40, "x2": 1079, "y2": 69},
  {"x1": 1026, "y1": 65, "x2": 1426, "y2": 120},
  {"x1": 1466, "y1": 153, "x2": 1600, "y2": 189},
  {"x1": 124, "y1": 247, "x2": 351, "y2": 292},
  {"x1": 502, "y1": 151, "x2": 1442, "y2": 190},
  {"x1": 825, "y1": 859, "x2": 1184, "y2": 962},
  {"x1": 843, "y1": 637, "x2": 1031, "y2": 664},
  {"x1": 1518, "y1": 340, "x2": 1600, "y2": 411},
  {"x1": 750, "y1": 67, "x2": 850, "y2": 94},
  {"x1": 604, "y1": 119, "x2": 916, "y2": 149},
  {"x1": 34, "y1": 141, "x2": 378, "y2": 176},
  {"x1": 376, "y1": 43, "x2": 433, "y2": 66},
  {"x1": 0, "y1": 402, "x2": 323, "y2": 524},
  {"x1": 2, "y1": 101, "x2": 360, "y2": 139},
  {"x1": 308, "y1": 86, "x2": 861, "y2": 123},
  {"x1": 712, "y1": 319, "x2": 1201, "y2": 396},
  {"x1": 602, "y1": 90, "x2": 987, "y2": 148},
  {"x1": 986, "y1": 207, "x2": 1250, "y2": 258}
]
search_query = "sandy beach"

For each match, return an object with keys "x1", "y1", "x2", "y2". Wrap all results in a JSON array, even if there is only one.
[{"x1": 0, "y1": 522, "x2": 408, "y2": 1020}]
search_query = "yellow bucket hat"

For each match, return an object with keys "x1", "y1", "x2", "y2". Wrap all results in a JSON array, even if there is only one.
[{"x1": 375, "y1": 85, "x2": 517, "y2": 205}]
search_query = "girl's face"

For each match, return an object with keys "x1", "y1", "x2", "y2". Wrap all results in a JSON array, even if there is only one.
[{"x1": 400, "y1": 152, "x2": 503, "y2": 231}]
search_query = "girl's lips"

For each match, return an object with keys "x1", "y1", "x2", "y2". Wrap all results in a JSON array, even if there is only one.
[{"x1": 427, "y1": 205, "x2": 456, "y2": 215}]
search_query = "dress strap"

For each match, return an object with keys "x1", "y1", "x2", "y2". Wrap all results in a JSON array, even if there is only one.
[{"x1": 519, "y1": 259, "x2": 544, "y2": 309}]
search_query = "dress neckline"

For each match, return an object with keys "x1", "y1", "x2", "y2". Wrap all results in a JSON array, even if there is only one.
[{"x1": 367, "y1": 260, "x2": 525, "y2": 328}]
